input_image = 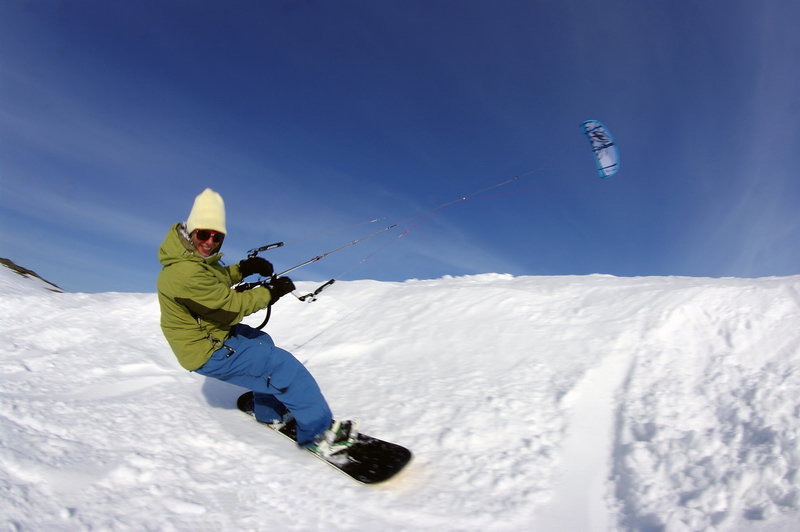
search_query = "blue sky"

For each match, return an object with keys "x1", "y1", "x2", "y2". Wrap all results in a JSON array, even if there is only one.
[{"x1": 2, "y1": 1, "x2": 799, "y2": 293}]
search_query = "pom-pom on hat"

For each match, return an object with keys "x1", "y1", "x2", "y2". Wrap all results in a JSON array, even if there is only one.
[{"x1": 186, "y1": 188, "x2": 226, "y2": 235}]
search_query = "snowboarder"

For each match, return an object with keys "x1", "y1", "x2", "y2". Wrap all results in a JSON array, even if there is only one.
[{"x1": 156, "y1": 188, "x2": 355, "y2": 455}]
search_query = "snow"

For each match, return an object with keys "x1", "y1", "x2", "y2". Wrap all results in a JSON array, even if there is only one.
[{"x1": 2, "y1": 265, "x2": 800, "y2": 532}]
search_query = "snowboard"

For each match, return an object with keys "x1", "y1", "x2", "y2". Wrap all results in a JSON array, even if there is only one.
[{"x1": 236, "y1": 392, "x2": 412, "y2": 484}]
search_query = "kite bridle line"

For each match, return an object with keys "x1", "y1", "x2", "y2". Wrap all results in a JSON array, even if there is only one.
[{"x1": 238, "y1": 173, "x2": 532, "y2": 328}]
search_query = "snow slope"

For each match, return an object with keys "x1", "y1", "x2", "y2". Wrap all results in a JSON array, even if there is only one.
[{"x1": 2, "y1": 266, "x2": 800, "y2": 531}]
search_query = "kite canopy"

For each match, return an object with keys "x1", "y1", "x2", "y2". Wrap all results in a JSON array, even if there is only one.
[{"x1": 581, "y1": 120, "x2": 619, "y2": 178}]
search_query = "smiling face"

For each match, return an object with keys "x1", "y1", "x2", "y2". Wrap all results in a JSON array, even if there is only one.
[{"x1": 191, "y1": 229, "x2": 225, "y2": 258}]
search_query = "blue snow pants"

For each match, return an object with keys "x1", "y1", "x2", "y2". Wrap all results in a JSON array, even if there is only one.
[{"x1": 195, "y1": 323, "x2": 333, "y2": 446}]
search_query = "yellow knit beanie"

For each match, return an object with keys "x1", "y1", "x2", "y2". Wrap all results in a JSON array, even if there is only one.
[{"x1": 186, "y1": 188, "x2": 226, "y2": 234}]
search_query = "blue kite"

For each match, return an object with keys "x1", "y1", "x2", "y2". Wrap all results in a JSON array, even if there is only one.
[{"x1": 581, "y1": 120, "x2": 619, "y2": 178}]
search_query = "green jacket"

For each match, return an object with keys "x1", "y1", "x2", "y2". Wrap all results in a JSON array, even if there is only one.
[{"x1": 157, "y1": 223, "x2": 272, "y2": 370}]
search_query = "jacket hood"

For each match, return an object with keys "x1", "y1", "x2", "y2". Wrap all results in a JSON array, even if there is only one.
[{"x1": 158, "y1": 223, "x2": 223, "y2": 267}]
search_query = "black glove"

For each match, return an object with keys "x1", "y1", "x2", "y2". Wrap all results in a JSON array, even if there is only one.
[
  {"x1": 266, "y1": 276, "x2": 295, "y2": 304},
  {"x1": 238, "y1": 257, "x2": 274, "y2": 278}
]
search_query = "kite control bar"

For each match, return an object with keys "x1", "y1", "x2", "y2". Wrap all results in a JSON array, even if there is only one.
[
  {"x1": 247, "y1": 242, "x2": 284, "y2": 258},
  {"x1": 242, "y1": 242, "x2": 336, "y2": 306}
]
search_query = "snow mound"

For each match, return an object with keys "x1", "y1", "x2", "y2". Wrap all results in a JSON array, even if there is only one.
[{"x1": 2, "y1": 269, "x2": 800, "y2": 531}]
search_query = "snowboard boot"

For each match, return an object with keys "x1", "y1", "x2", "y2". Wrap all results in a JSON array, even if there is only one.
[
  {"x1": 267, "y1": 411, "x2": 295, "y2": 431},
  {"x1": 308, "y1": 420, "x2": 359, "y2": 458},
  {"x1": 237, "y1": 391, "x2": 295, "y2": 433}
]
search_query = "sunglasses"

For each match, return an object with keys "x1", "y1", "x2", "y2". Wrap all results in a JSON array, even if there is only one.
[{"x1": 194, "y1": 230, "x2": 225, "y2": 243}]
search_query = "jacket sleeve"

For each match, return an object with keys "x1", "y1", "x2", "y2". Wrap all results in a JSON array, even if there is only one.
[
  {"x1": 175, "y1": 264, "x2": 272, "y2": 326},
  {"x1": 226, "y1": 262, "x2": 244, "y2": 285}
]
